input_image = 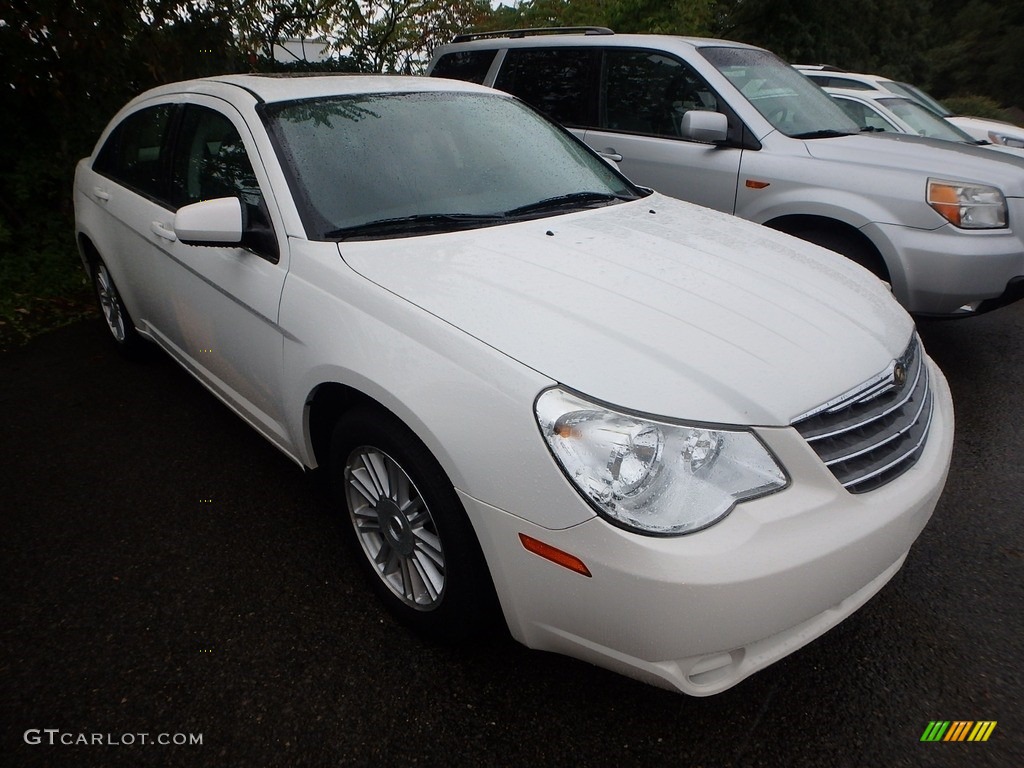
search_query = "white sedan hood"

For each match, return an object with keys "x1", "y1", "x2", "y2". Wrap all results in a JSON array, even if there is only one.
[{"x1": 340, "y1": 194, "x2": 913, "y2": 425}]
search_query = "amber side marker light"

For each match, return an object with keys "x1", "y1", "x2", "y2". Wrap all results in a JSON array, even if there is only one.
[
  {"x1": 927, "y1": 182, "x2": 962, "y2": 226},
  {"x1": 745, "y1": 179, "x2": 770, "y2": 189},
  {"x1": 519, "y1": 533, "x2": 592, "y2": 577}
]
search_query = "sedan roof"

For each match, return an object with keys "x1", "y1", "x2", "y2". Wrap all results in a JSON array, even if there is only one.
[{"x1": 134, "y1": 73, "x2": 496, "y2": 107}]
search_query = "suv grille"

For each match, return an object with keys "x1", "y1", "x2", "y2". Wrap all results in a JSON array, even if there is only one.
[{"x1": 792, "y1": 335, "x2": 933, "y2": 494}]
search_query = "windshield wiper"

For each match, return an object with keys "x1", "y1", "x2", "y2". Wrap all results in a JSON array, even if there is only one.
[
  {"x1": 791, "y1": 129, "x2": 855, "y2": 139},
  {"x1": 325, "y1": 213, "x2": 507, "y2": 241},
  {"x1": 504, "y1": 191, "x2": 634, "y2": 217},
  {"x1": 860, "y1": 126, "x2": 886, "y2": 133}
]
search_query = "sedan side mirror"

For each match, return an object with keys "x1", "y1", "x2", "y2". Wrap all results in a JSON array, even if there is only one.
[
  {"x1": 174, "y1": 197, "x2": 279, "y2": 262},
  {"x1": 174, "y1": 197, "x2": 243, "y2": 246},
  {"x1": 680, "y1": 111, "x2": 729, "y2": 144}
]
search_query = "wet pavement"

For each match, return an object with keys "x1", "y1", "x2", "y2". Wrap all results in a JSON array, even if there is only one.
[{"x1": 2, "y1": 306, "x2": 1022, "y2": 767}]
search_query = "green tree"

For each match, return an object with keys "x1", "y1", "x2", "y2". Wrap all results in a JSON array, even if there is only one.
[
  {"x1": 328, "y1": 0, "x2": 492, "y2": 72},
  {"x1": 714, "y1": 0, "x2": 934, "y2": 81},
  {"x1": 477, "y1": 0, "x2": 716, "y2": 36},
  {"x1": 923, "y1": 0, "x2": 1024, "y2": 106},
  {"x1": 0, "y1": 1, "x2": 243, "y2": 344}
]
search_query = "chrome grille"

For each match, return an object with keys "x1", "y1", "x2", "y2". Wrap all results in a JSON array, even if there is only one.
[{"x1": 792, "y1": 335, "x2": 933, "y2": 494}]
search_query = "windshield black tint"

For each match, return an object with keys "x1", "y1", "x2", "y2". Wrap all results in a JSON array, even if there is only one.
[
  {"x1": 703, "y1": 47, "x2": 860, "y2": 137},
  {"x1": 262, "y1": 91, "x2": 637, "y2": 239}
]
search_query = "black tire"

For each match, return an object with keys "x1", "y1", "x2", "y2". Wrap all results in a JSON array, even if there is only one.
[
  {"x1": 90, "y1": 257, "x2": 146, "y2": 358},
  {"x1": 791, "y1": 227, "x2": 890, "y2": 282},
  {"x1": 329, "y1": 407, "x2": 499, "y2": 642}
]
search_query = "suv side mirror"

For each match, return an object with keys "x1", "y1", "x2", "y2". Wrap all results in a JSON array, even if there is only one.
[{"x1": 680, "y1": 111, "x2": 729, "y2": 144}]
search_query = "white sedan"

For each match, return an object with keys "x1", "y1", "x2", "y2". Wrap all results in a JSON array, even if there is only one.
[
  {"x1": 826, "y1": 87, "x2": 1023, "y2": 155},
  {"x1": 74, "y1": 74, "x2": 954, "y2": 695},
  {"x1": 797, "y1": 66, "x2": 1024, "y2": 148}
]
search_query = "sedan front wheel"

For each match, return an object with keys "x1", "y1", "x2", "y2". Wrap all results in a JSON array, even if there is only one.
[{"x1": 330, "y1": 407, "x2": 499, "y2": 642}]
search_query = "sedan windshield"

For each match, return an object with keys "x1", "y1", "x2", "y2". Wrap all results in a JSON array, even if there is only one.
[
  {"x1": 262, "y1": 91, "x2": 641, "y2": 240},
  {"x1": 877, "y1": 97, "x2": 975, "y2": 142},
  {"x1": 703, "y1": 47, "x2": 860, "y2": 138},
  {"x1": 886, "y1": 81, "x2": 954, "y2": 118}
]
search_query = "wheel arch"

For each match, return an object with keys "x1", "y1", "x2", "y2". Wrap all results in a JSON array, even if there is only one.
[
  {"x1": 305, "y1": 381, "x2": 380, "y2": 471},
  {"x1": 764, "y1": 214, "x2": 892, "y2": 282},
  {"x1": 76, "y1": 232, "x2": 101, "y2": 277}
]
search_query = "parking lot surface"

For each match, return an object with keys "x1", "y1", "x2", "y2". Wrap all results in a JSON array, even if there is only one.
[{"x1": 2, "y1": 307, "x2": 1022, "y2": 767}]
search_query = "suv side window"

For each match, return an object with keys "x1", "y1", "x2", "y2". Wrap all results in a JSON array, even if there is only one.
[
  {"x1": 431, "y1": 50, "x2": 496, "y2": 84},
  {"x1": 602, "y1": 49, "x2": 719, "y2": 139},
  {"x1": 493, "y1": 48, "x2": 598, "y2": 127},
  {"x1": 93, "y1": 104, "x2": 175, "y2": 203},
  {"x1": 169, "y1": 105, "x2": 277, "y2": 261}
]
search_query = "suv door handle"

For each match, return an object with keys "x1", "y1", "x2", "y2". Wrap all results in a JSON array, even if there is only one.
[
  {"x1": 598, "y1": 149, "x2": 623, "y2": 162},
  {"x1": 150, "y1": 221, "x2": 177, "y2": 242}
]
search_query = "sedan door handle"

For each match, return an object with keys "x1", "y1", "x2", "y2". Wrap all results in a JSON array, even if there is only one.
[
  {"x1": 598, "y1": 149, "x2": 623, "y2": 163},
  {"x1": 150, "y1": 221, "x2": 177, "y2": 242},
  {"x1": 92, "y1": 187, "x2": 111, "y2": 202}
]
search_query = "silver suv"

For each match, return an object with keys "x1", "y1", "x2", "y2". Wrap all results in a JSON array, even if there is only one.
[{"x1": 428, "y1": 29, "x2": 1024, "y2": 317}]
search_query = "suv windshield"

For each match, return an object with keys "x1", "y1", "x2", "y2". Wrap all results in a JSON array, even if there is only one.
[
  {"x1": 262, "y1": 91, "x2": 641, "y2": 240},
  {"x1": 703, "y1": 47, "x2": 860, "y2": 138}
]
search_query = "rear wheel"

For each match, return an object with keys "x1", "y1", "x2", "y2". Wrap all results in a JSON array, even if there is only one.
[
  {"x1": 91, "y1": 258, "x2": 145, "y2": 358},
  {"x1": 330, "y1": 407, "x2": 497, "y2": 641}
]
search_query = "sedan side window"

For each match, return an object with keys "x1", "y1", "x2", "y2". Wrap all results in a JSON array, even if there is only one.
[
  {"x1": 93, "y1": 105, "x2": 175, "y2": 203},
  {"x1": 834, "y1": 99, "x2": 894, "y2": 132},
  {"x1": 169, "y1": 105, "x2": 277, "y2": 260},
  {"x1": 602, "y1": 50, "x2": 719, "y2": 139},
  {"x1": 170, "y1": 106, "x2": 262, "y2": 208}
]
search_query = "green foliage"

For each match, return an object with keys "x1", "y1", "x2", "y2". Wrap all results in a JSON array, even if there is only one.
[
  {"x1": 922, "y1": 0, "x2": 1024, "y2": 105},
  {"x1": 328, "y1": 0, "x2": 493, "y2": 73},
  {"x1": 476, "y1": 0, "x2": 715, "y2": 36},
  {"x1": 942, "y1": 96, "x2": 1013, "y2": 122},
  {"x1": 713, "y1": 0, "x2": 935, "y2": 81},
  {"x1": 0, "y1": 1, "x2": 247, "y2": 347}
]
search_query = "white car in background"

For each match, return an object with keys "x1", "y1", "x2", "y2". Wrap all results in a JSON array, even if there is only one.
[
  {"x1": 74, "y1": 73, "x2": 953, "y2": 696},
  {"x1": 824, "y1": 87, "x2": 1022, "y2": 156},
  {"x1": 797, "y1": 66, "x2": 1024, "y2": 149}
]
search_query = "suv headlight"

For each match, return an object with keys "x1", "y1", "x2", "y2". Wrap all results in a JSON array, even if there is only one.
[
  {"x1": 927, "y1": 178, "x2": 1007, "y2": 229},
  {"x1": 535, "y1": 388, "x2": 788, "y2": 535}
]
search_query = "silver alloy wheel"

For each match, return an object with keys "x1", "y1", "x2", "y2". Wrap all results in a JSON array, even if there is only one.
[
  {"x1": 344, "y1": 446, "x2": 446, "y2": 610},
  {"x1": 95, "y1": 263, "x2": 127, "y2": 342}
]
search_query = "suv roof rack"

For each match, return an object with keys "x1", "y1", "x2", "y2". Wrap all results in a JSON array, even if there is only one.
[{"x1": 451, "y1": 27, "x2": 615, "y2": 44}]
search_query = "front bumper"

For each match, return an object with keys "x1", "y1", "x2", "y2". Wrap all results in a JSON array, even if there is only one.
[
  {"x1": 868, "y1": 203, "x2": 1024, "y2": 316},
  {"x1": 461, "y1": 359, "x2": 954, "y2": 696}
]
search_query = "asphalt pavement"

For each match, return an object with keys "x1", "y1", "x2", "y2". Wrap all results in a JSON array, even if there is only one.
[{"x1": 2, "y1": 306, "x2": 1022, "y2": 768}]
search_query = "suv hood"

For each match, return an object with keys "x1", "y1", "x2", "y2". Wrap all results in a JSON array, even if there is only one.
[
  {"x1": 803, "y1": 132, "x2": 1024, "y2": 196},
  {"x1": 340, "y1": 195, "x2": 913, "y2": 425}
]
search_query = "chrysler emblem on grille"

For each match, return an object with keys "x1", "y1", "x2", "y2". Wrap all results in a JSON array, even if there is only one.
[{"x1": 893, "y1": 362, "x2": 908, "y2": 388}]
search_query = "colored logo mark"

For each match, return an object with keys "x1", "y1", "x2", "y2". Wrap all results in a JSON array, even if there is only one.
[{"x1": 920, "y1": 721, "x2": 997, "y2": 742}]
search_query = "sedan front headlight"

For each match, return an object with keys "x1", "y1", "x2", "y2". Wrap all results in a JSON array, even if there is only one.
[
  {"x1": 535, "y1": 388, "x2": 788, "y2": 535},
  {"x1": 927, "y1": 178, "x2": 1007, "y2": 229},
  {"x1": 987, "y1": 130, "x2": 1024, "y2": 149}
]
